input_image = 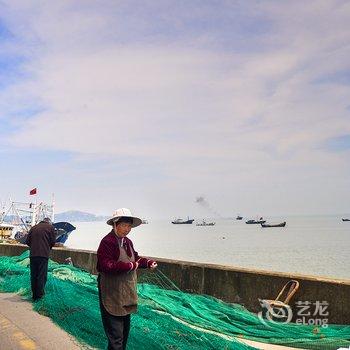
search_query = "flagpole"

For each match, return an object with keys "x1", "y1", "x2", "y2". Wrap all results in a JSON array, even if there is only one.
[{"x1": 30, "y1": 188, "x2": 38, "y2": 226}]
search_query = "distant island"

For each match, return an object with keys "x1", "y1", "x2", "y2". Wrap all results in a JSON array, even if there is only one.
[{"x1": 55, "y1": 210, "x2": 108, "y2": 222}]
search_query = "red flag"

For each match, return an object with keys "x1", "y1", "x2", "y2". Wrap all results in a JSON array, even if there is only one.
[{"x1": 29, "y1": 188, "x2": 37, "y2": 195}]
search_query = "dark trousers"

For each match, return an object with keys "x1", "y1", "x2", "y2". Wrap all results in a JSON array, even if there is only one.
[
  {"x1": 29, "y1": 256, "x2": 48, "y2": 301},
  {"x1": 98, "y1": 277, "x2": 131, "y2": 350}
]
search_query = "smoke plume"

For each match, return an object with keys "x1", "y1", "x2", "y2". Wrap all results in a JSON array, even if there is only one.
[{"x1": 195, "y1": 196, "x2": 222, "y2": 218}]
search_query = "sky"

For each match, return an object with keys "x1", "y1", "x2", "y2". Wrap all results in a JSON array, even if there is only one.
[{"x1": 0, "y1": 0, "x2": 349, "y2": 219}]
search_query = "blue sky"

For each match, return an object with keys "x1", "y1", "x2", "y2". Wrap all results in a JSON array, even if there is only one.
[{"x1": 0, "y1": 1, "x2": 349, "y2": 218}]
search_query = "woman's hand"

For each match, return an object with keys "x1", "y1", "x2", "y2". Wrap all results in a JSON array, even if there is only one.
[{"x1": 149, "y1": 261, "x2": 158, "y2": 269}]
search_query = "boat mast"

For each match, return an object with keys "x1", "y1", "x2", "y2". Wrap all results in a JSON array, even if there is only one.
[
  {"x1": 10, "y1": 202, "x2": 30, "y2": 231},
  {"x1": 51, "y1": 193, "x2": 55, "y2": 222},
  {"x1": 0, "y1": 200, "x2": 5, "y2": 223},
  {"x1": 1, "y1": 198, "x2": 13, "y2": 224}
]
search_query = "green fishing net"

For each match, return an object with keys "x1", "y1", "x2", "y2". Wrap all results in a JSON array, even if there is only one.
[{"x1": 0, "y1": 251, "x2": 349, "y2": 350}]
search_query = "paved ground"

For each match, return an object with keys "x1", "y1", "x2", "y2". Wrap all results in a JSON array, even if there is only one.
[
  {"x1": 239, "y1": 338, "x2": 304, "y2": 350},
  {"x1": 0, "y1": 293, "x2": 83, "y2": 350},
  {"x1": 0, "y1": 292, "x2": 303, "y2": 350}
]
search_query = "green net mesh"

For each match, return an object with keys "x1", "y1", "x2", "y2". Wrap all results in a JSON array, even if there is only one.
[{"x1": 0, "y1": 251, "x2": 349, "y2": 350}]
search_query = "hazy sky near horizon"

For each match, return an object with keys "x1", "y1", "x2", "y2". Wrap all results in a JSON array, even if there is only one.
[{"x1": 0, "y1": 1, "x2": 349, "y2": 219}]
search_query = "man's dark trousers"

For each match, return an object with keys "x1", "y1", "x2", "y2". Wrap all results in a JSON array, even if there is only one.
[{"x1": 29, "y1": 256, "x2": 49, "y2": 301}]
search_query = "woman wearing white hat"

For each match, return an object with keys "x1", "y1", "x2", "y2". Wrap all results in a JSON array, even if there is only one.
[{"x1": 97, "y1": 208, "x2": 157, "y2": 350}]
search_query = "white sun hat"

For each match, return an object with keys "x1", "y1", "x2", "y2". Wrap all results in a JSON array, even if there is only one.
[{"x1": 106, "y1": 208, "x2": 142, "y2": 228}]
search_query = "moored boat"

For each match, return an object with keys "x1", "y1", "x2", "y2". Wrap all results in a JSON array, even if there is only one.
[
  {"x1": 53, "y1": 222, "x2": 76, "y2": 244},
  {"x1": 1, "y1": 197, "x2": 75, "y2": 245},
  {"x1": 261, "y1": 222, "x2": 286, "y2": 228},
  {"x1": 14, "y1": 221, "x2": 76, "y2": 245},
  {"x1": 0, "y1": 223, "x2": 15, "y2": 238}
]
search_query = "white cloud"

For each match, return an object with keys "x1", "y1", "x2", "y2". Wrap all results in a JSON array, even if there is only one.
[{"x1": 1, "y1": 1, "x2": 350, "y2": 216}]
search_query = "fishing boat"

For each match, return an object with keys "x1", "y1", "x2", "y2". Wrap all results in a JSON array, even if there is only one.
[
  {"x1": 53, "y1": 222, "x2": 76, "y2": 244},
  {"x1": 261, "y1": 222, "x2": 286, "y2": 228},
  {"x1": 236, "y1": 215, "x2": 243, "y2": 220},
  {"x1": 1, "y1": 199, "x2": 75, "y2": 245},
  {"x1": 196, "y1": 220, "x2": 215, "y2": 226},
  {"x1": 246, "y1": 219, "x2": 266, "y2": 224},
  {"x1": 14, "y1": 221, "x2": 76, "y2": 245},
  {"x1": 172, "y1": 217, "x2": 194, "y2": 224},
  {"x1": 0, "y1": 204, "x2": 14, "y2": 238},
  {"x1": 342, "y1": 218, "x2": 350, "y2": 222},
  {"x1": 1, "y1": 200, "x2": 54, "y2": 229},
  {"x1": 0, "y1": 223, "x2": 15, "y2": 239}
]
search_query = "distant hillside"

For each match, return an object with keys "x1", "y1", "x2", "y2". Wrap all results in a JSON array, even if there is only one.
[{"x1": 55, "y1": 210, "x2": 108, "y2": 222}]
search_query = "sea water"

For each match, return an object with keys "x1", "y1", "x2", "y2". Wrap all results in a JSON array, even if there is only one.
[{"x1": 66, "y1": 215, "x2": 350, "y2": 280}]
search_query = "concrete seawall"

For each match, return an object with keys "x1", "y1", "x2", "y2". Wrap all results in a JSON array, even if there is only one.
[{"x1": 1, "y1": 243, "x2": 349, "y2": 324}]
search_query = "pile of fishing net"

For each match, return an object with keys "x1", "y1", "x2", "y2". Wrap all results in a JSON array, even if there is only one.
[{"x1": 0, "y1": 251, "x2": 349, "y2": 350}]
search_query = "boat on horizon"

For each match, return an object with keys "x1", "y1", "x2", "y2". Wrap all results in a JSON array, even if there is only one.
[
  {"x1": 261, "y1": 222, "x2": 286, "y2": 228},
  {"x1": 196, "y1": 220, "x2": 215, "y2": 226},
  {"x1": 236, "y1": 215, "x2": 243, "y2": 220},
  {"x1": 172, "y1": 217, "x2": 194, "y2": 224},
  {"x1": 342, "y1": 218, "x2": 350, "y2": 222},
  {"x1": 246, "y1": 218, "x2": 266, "y2": 224}
]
